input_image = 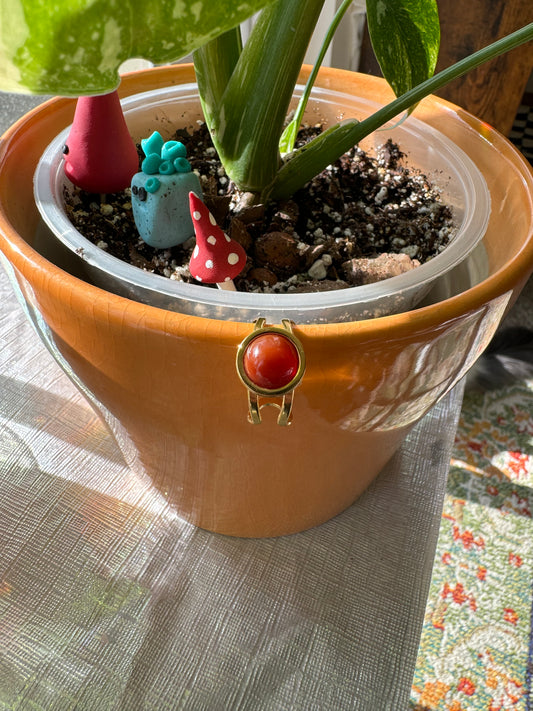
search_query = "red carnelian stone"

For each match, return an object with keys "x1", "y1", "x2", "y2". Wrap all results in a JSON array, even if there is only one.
[{"x1": 243, "y1": 333, "x2": 300, "y2": 390}]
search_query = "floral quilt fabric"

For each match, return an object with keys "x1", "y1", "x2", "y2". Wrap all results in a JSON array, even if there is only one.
[{"x1": 411, "y1": 378, "x2": 533, "y2": 711}]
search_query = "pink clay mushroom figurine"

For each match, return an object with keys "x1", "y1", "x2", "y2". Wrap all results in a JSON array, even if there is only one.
[
  {"x1": 189, "y1": 192, "x2": 247, "y2": 290},
  {"x1": 63, "y1": 90, "x2": 139, "y2": 194}
]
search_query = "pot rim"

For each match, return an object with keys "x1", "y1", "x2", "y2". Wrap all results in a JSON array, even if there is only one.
[
  {"x1": 34, "y1": 81, "x2": 492, "y2": 324},
  {"x1": 1, "y1": 64, "x2": 533, "y2": 341}
]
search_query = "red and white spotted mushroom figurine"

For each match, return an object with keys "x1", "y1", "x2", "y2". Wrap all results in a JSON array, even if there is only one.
[{"x1": 189, "y1": 192, "x2": 246, "y2": 291}]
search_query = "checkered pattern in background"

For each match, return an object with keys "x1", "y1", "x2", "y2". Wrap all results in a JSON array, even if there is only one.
[{"x1": 509, "y1": 95, "x2": 533, "y2": 165}]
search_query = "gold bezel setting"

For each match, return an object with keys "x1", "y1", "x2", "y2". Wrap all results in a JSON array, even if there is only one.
[{"x1": 236, "y1": 318, "x2": 306, "y2": 425}]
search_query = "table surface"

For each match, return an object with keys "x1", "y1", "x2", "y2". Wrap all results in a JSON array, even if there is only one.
[{"x1": 0, "y1": 91, "x2": 464, "y2": 710}]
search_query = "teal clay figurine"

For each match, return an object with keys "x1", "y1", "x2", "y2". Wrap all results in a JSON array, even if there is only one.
[{"x1": 131, "y1": 131, "x2": 202, "y2": 249}]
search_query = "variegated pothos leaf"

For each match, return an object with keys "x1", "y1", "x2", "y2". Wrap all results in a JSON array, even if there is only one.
[
  {"x1": 0, "y1": 0, "x2": 275, "y2": 95},
  {"x1": 366, "y1": 0, "x2": 440, "y2": 98}
]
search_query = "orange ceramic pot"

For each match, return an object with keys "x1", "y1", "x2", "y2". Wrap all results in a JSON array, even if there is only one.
[{"x1": 1, "y1": 65, "x2": 532, "y2": 537}]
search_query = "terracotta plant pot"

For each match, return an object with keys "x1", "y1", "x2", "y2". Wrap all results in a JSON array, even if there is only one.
[{"x1": 1, "y1": 65, "x2": 532, "y2": 537}]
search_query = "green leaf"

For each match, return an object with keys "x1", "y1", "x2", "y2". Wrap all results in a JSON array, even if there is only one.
[
  {"x1": 193, "y1": 27, "x2": 242, "y2": 123},
  {"x1": 268, "y1": 22, "x2": 533, "y2": 201},
  {"x1": 202, "y1": 0, "x2": 326, "y2": 192},
  {"x1": 279, "y1": 0, "x2": 353, "y2": 155},
  {"x1": 366, "y1": 0, "x2": 440, "y2": 98},
  {"x1": 279, "y1": 120, "x2": 299, "y2": 156},
  {"x1": 0, "y1": 0, "x2": 275, "y2": 95}
]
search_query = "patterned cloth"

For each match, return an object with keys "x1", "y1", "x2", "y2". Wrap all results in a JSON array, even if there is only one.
[
  {"x1": 411, "y1": 378, "x2": 533, "y2": 710},
  {"x1": 509, "y1": 98, "x2": 533, "y2": 166}
]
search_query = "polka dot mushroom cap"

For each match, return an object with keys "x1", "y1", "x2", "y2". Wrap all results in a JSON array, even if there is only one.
[{"x1": 189, "y1": 192, "x2": 247, "y2": 289}]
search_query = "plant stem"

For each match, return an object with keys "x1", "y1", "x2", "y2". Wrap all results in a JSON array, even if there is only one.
[
  {"x1": 203, "y1": 0, "x2": 326, "y2": 193},
  {"x1": 193, "y1": 28, "x2": 242, "y2": 129},
  {"x1": 279, "y1": 0, "x2": 353, "y2": 155},
  {"x1": 268, "y1": 22, "x2": 533, "y2": 201}
]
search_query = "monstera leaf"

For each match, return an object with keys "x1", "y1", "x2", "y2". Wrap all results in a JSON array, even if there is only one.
[{"x1": 0, "y1": 0, "x2": 275, "y2": 94}]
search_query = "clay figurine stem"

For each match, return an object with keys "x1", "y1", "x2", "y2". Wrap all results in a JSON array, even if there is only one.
[{"x1": 217, "y1": 280, "x2": 237, "y2": 291}]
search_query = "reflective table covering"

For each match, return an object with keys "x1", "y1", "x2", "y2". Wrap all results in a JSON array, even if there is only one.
[
  {"x1": 0, "y1": 88, "x2": 466, "y2": 710},
  {"x1": 0, "y1": 260, "x2": 464, "y2": 710}
]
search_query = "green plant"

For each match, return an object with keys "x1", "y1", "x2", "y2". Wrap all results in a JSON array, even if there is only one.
[{"x1": 1, "y1": 0, "x2": 532, "y2": 204}]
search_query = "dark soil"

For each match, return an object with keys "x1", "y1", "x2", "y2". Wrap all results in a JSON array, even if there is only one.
[{"x1": 64, "y1": 123, "x2": 455, "y2": 294}]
